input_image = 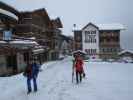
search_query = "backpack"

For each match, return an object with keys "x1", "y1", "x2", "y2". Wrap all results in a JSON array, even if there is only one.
[{"x1": 23, "y1": 65, "x2": 32, "y2": 77}]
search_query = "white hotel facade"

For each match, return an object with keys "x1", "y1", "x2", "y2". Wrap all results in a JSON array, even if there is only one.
[{"x1": 74, "y1": 22, "x2": 125, "y2": 59}]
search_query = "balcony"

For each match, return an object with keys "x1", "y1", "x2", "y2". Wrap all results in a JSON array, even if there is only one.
[{"x1": 100, "y1": 42, "x2": 120, "y2": 47}]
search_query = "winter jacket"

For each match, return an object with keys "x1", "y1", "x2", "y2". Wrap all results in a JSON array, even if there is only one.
[
  {"x1": 23, "y1": 64, "x2": 32, "y2": 78},
  {"x1": 32, "y1": 63, "x2": 39, "y2": 78},
  {"x1": 24, "y1": 63, "x2": 39, "y2": 78},
  {"x1": 75, "y1": 58, "x2": 84, "y2": 73}
]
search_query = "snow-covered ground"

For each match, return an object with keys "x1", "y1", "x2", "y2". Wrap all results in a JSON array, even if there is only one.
[{"x1": 0, "y1": 57, "x2": 133, "y2": 100}]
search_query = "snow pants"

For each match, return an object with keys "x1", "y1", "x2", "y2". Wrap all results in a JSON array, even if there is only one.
[
  {"x1": 76, "y1": 71, "x2": 82, "y2": 84},
  {"x1": 27, "y1": 77, "x2": 37, "y2": 92}
]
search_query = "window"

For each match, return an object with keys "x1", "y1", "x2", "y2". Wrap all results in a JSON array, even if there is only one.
[
  {"x1": 6, "y1": 55, "x2": 17, "y2": 70},
  {"x1": 92, "y1": 39, "x2": 96, "y2": 43},
  {"x1": 95, "y1": 39, "x2": 97, "y2": 43},
  {"x1": 76, "y1": 36, "x2": 81, "y2": 42},
  {"x1": 91, "y1": 30, "x2": 96, "y2": 34},
  {"x1": 85, "y1": 32, "x2": 89, "y2": 42},
  {"x1": 85, "y1": 49, "x2": 89, "y2": 54},
  {"x1": 3, "y1": 30, "x2": 12, "y2": 41},
  {"x1": 94, "y1": 49, "x2": 96, "y2": 53},
  {"x1": 91, "y1": 49, "x2": 96, "y2": 54},
  {"x1": 85, "y1": 49, "x2": 97, "y2": 54},
  {"x1": 24, "y1": 52, "x2": 30, "y2": 62},
  {"x1": 85, "y1": 31, "x2": 97, "y2": 43}
]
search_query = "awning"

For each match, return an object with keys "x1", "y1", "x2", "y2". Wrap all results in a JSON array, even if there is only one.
[
  {"x1": 32, "y1": 48, "x2": 45, "y2": 55},
  {"x1": 72, "y1": 50, "x2": 86, "y2": 57},
  {"x1": 0, "y1": 40, "x2": 38, "y2": 50}
]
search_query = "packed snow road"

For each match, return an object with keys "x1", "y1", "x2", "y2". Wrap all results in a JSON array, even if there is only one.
[{"x1": 0, "y1": 57, "x2": 133, "y2": 100}]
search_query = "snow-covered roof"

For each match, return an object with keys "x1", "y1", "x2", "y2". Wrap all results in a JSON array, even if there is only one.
[
  {"x1": 0, "y1": 8, "x2": 18, "y2": 20},
  {"x1": 118, "y1": 50, "x2": 133, "y2": 55},
  {"x1": 72, "y1": 50, "x2": 86, "y2": 55},
  {"x1": 28, "y1": 37, "x2": 36, "y2": 40},
  {"x1": 11, "y1": 40, "x2": 37, "y2": 45},
  {"x1": 32, "y1": 48, "x2": 45, "y2": 54},
  {"x1": 0, "y1": 40, "x2": 38, "y2": 45},
  {"x1": 81, "y1": 22, "x2": 126, "y2": 31},
  {"x1": 96, "y1": 23, "x2": 125, "y2": 30}
]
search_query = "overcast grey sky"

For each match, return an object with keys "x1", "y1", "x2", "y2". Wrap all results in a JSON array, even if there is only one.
[{"x1": 1, "y1": 0, "x2": 133, "y2": 50}]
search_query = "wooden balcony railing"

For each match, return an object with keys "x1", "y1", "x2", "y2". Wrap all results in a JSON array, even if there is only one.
[{"x1": 100, "y1": 42, "x2": 120, "y2": 46}]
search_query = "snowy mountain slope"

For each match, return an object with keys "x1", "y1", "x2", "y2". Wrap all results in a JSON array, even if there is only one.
[{"x1": 0, "y1": 58, "x2": 133, "y2": 100}]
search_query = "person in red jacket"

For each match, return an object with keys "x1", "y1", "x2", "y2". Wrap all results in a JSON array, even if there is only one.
[{"x1": 75, "y1": 55, "x2": 84, "y2": 84}]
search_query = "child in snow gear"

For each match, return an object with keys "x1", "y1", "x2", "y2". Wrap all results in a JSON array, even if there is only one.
[
  {"x1": 74, "y1": 55, "x2": 84, "y2": 84},
  {"x1": 24, "y1": 61, "x2": 39, "y2": 94}
]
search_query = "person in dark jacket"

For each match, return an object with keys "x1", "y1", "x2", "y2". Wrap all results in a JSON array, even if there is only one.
[
  {"x1": 74, "y1": 55, "x2": 84, "y2": 84},
  {"x1": 24, "y1": 61, "x2": 39, "y2": 94}
]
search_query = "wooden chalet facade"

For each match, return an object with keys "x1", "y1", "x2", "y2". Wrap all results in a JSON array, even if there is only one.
[
  {"x1": 0, "y1": 2, "x2": 63, "y2": 76},
  {"x1": 14, "y1": 8, "x2": 63, "y2": 61},
  {"x1": 99, "y1": 30, "x2": 121, "y2": 59},
  {"x1": 0, "y1": 2, "x2": 47, "y2": 76},
  {"x1": 0, "y1": 1, "x2": 27, "y2": 76}
]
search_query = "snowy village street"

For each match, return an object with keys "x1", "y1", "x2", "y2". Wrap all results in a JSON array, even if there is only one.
[
  {"x1": 0, "y1": 0, "x2": 133, "y2": 100},
  {"x1": 0, "y1": 57, "x2": 133, "y2": 100}
]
